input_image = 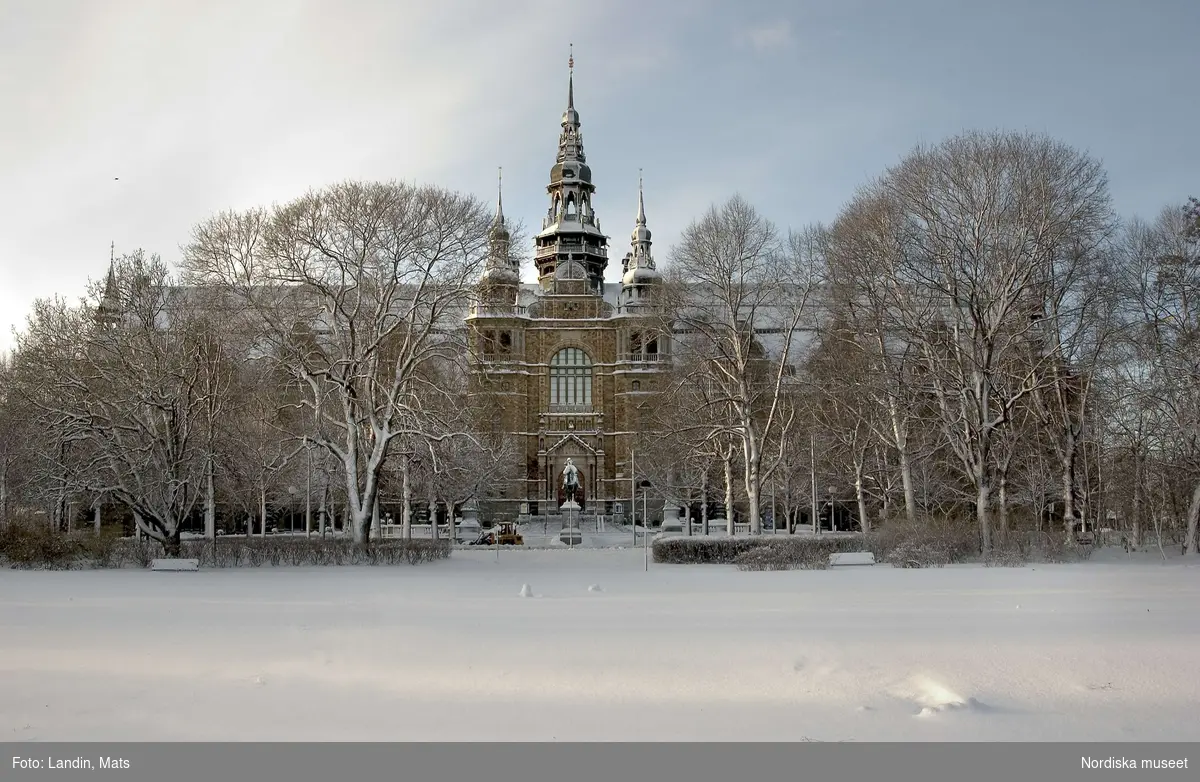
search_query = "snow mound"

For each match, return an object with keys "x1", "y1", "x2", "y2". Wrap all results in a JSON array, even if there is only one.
[
  {"x1": 894, "y1": 675, "x2": 991, "y2": 717},
  {"x1": 519, "y1": 584, "x2": 533, "y2": 598},
  {"x1": 587, "y1": 584, "x2": 602, "y2": 592}
]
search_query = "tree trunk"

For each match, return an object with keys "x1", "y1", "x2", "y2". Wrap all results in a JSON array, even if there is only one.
[
  {"x1": 722, "y1": 452, "x2": 734, "y2": 536},
  {"x1": 888, "y1": 399, "x2": 918, "y2": 524},
  {"x1": 811, "y1": 436, "x2": 819, "y2": 535},
  {"x1": 204, "y1": 458, "x2": 216, "y2": 541},
  {"x1": 1061, "y1": 431, "x2": 1080, "y2": 540},
  {"x1": 318, "y1": 481, "x2": 328, "y2": 539},
  {"x1": 93, "y1": 502, "x2": 101, "y2": 534},
  {"x1": 401, "y1": 459, "x2": 412, "y2": 540},
  {"x1": 429, "y1": 486, "x2": 440, "y2": 542},
  {"x1": 853, "y1": 455, "x2": 870, "y2": 535},
  {"x1": 0, "y1": 458, "x2": 8, "y2": 527},
  {"x1": 997, "y1": 473, "x2": 1009, "y2": 544},
  {"x1": 976, "y1": 481, "x2": 992, "y2": 554},
  {"x1": 742, "y1": 427, "x2": 762, "y2": 535},
  {"x1": 1183, "y1": 479, "x2": 1200, "y2": 556},
  {"x1": 700, "y1": 470, "x2": 709, "y2": 536},
  {"x1": 1130, "y1": 452, "x2": 1142, "y2": 548},
  {"x1": 305, "y1": 470, "x2": 313, "y2": 539},
  {"x1": 371, "y1": 496, "x2": 381, "y2": 539},
  {"x1": 163, "y1": 527, "x2": 182, "y2": 557},
  {"x1": 259, "y1": 485, "x2": 267, "y2": 538}
]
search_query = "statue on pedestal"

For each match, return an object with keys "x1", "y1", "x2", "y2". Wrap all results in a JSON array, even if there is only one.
[{"x1": 561, "y1": 458, "x2": 580, "y2": 505}]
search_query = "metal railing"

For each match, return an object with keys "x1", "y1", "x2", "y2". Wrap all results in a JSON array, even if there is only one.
[
  {"x1": 546, "y1": 403, "x2": 594, "y2": 414},
  {"x1": 468, "y1": 304, "x2": 528, "y2": 317}
]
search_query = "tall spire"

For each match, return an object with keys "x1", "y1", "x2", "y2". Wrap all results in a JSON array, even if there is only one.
[
  {"x1": 621, "y1": 171, "x2": 659, "y2": 311},
  {"x1": 636, "y1": 169, "x2": 646, "y2": 226},
  {"x1": 494, "y1": 166, "x2": 505, "y2": 227},
  {"x1": 568, "y1": 44, "x2": 574, "y2": 109},
  {"x1": 481, "y1": 166, "x2": 518, "y2": 292},
  {"x1": 535, "y1": 47, "x2": 608, "y2": 290},
  {"x1": 96, "y1": 241, "x2": 121, "y2": 327}
]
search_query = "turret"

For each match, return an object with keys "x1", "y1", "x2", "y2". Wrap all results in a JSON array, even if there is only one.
[
  {"x1": 478, "y1": 169, "x2": 520, "y2": 302},
  {"x1": 619, "y1": 172, "x2": 661, "y2": 312},
  {"x1": 533, "y1": 47, "x2": 609, "y2": 293}
]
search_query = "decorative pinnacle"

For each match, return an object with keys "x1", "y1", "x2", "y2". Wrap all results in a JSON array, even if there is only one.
[
  {"x1": 637, "y1": 169, "x2": 646, "y2": 225},
  {"x1": 496, "y1": 167, "x2": 504, "y2": 224},
  {"x1": 567, "y1": 44, "x2": 574, "y2": 109}
]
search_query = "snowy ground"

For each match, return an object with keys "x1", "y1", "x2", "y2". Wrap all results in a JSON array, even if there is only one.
[{"x1": 2, "y1": 548, "x2": 1198, "y2": 742}]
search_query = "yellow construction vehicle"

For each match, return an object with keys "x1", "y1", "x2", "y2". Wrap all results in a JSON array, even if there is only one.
[
  {"x1": 494, "y1": 521, "x2": 524, "y2": 545},
  {"x1": 470, "y1": 521, "x2": 524, "y2": 546}
]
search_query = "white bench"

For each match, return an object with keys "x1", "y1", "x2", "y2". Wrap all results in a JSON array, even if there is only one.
[
  {"x1": 829, "y1": 552, "x2": 876, "y2": 567},
  {"x1": 151, "y1": 558, "x2": 199, "y2": 572}
]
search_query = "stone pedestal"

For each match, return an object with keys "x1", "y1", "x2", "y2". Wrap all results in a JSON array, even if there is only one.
[
  {"x1": 559, "y1": 500, "x2": 583, "y2": 545},
  {"x1": 660, "y1": 501, "x2": 685, "y2": 535},
  {"x1": 458, "y1": 501, "x2": 481, "y2": 542}
]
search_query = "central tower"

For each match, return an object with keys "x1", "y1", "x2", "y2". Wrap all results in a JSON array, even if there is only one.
[{"x1": 534, "y1": 48, "x2": 609, "y2": 294}]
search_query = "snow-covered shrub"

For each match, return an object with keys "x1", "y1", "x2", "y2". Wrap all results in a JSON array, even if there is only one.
[
  {"x1": 654, "y1": 536, "x2": 863, "y2": 567},
  {"x1": 0, "y1": 516, "x2": 78, "y2": 568},
  {"x1": 652, "y1": 537, "x2": 764, "y2": 564},
  {"x1": 865, "y1": 523, "x2": 977, "y2": 568},
  {"x1": 4, "y1": 529, "x2": 451, "y2": 569},
  {"x1": 1037, "y1": 533, "x2": 1094, "y2": 563},
  {"x1": 177, "y1": 538, "x2": 451, "y2": 568},
  {"x1": 984, "y1": 544, "x2": 1028, "y2": 567},
  {"x1": 734, "y1": 544, "x2": 831, "y2": 571}
]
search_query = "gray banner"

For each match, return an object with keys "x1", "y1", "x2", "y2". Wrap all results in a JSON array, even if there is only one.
[{"x1": 2, "y1": 742, "x2": 1196, "y2": 782}]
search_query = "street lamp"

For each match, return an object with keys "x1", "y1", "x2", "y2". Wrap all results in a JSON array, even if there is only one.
[
  {"x1": 826, "y1": 486, "x2": 837, "y2": 532},
  {"x1": 287, "y1": 486, "x2": 297, "y2": 534}
]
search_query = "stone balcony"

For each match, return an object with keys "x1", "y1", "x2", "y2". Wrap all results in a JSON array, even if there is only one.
[
  {"x1": 617, "y1": 353, "x2": 669, "y2": 364},
  {"x1": 468, "y1": 303, "x2": 528, "y2": 318}
]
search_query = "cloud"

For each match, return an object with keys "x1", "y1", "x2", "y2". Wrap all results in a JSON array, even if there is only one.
[{"x1": 736, "y1": 20, "x2": 794, "y2": 52}]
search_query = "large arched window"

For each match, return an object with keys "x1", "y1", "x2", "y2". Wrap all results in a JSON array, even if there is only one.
[{"x1": 550, "y1": 348, "x2": 593, "y2": 408}]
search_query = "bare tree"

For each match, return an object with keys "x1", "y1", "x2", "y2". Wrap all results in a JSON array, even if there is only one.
[
  {"x1": 830, "y1": 132, "x2": 1113, "y2": 552},
  {"x1": 183, "y1": 181, "x2": 493, "y2": 544},
  {"x1": 1120, "y1": 204, "x2": 1200, "y2": 554},
  {"x1": 664, "y1": 197, "x2": 823, "y2": 534},
  {"x1": 14, "y1": 252, "x2": 225, "y2": 554}
]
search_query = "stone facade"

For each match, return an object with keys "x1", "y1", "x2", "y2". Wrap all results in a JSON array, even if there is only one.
[{"x1": 466, "y1": 58, "x2": 666, "y2": 520}]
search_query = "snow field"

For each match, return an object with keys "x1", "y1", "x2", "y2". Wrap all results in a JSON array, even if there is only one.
[{"x1": 2, "y1": 548, "x2": 1198, "y2": 741}]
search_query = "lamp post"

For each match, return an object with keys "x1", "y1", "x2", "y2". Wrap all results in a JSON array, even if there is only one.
[
  {"x1": 287, "y1": 486, "x2": 297, "y2": 534},
  {"x1": 304, "y1": 438, "x2": 312, "y2": 538},
  {"x1": 826, "y1": 486, "x2": 837, "y2": 532},
  {"x1": 640, "y1": 479, "x2": 652, "y2": 571},
  {"x1": 630, "y1": 449, "x2": 637, "y2": 547}
]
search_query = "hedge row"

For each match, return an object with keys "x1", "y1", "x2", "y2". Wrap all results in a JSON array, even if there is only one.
[
  {"x1": 653, "y1": 524, "x2": 1092, "y2": 570},
  {"x1": 0, "y1": 522, "x2": 450, "y2": 569}
]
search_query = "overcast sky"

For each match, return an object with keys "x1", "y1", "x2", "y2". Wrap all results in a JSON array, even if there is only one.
[{"x1": 1, "y1": 0, "x2": 1197, "y2": 353}]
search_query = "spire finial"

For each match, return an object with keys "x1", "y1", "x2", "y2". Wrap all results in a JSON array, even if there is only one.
[
  {"x1": 637, "y1": 169, "x2": 646, "y2": 225},
  {"x1": 496, "y1": 166, "x2": 504, "y2": 224},
  {"x1": 110, "y1": 240, "x2": 115, "y2": 265},
  {"x1": 567, "y1": 44, "x2": 575, "y2": 109}
]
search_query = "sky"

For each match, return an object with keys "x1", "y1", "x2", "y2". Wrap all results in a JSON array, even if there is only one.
[{"x1": 1, "y1": 0, "x2": 1197, "y2": 353}]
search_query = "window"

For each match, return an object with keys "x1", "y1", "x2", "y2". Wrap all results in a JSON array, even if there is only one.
[
  {"x1": 499, "y1": 331, "x2": 512, "y2": 355},
  {"x1": 632, "y1": 380, "x2": 641, "y2": 392},
  {"x1": 550, "y1": 348, "x2": 593, "y2": 407}
]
